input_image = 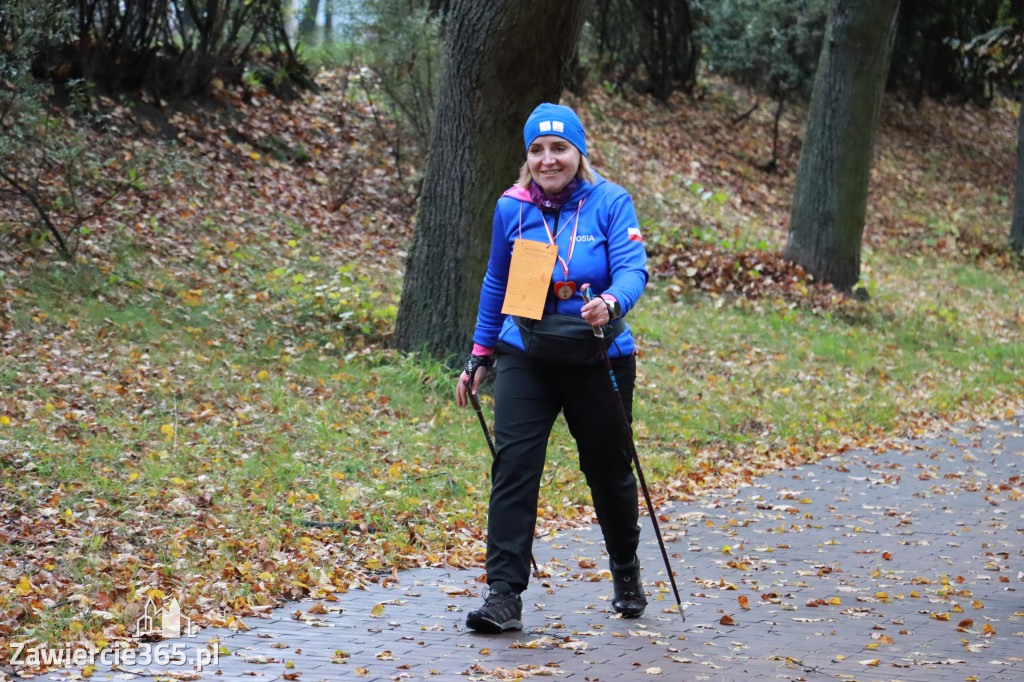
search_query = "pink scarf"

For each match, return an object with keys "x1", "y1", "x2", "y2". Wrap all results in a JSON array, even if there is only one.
[{"x1": 528, "y1": 179, "x2": 577, "y2": 211}]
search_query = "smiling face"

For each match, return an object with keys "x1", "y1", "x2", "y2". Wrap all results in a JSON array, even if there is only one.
[{"x1": 527, "y1": 135, "x2": 581, "y2": 195}]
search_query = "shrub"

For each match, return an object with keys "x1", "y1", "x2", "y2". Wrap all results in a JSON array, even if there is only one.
[
  {"x1": 583, "y1": 0, "x2": 701, "y2": 100},
  {"x1": 0, "y1": 1, "x2": 173, "y2": 260},
  {"x1": 334, "y1": 1, "x2": 444, "y2": 160},
  {"x1": 698, "y1": 0, "x2": 831, "y2": 99}
]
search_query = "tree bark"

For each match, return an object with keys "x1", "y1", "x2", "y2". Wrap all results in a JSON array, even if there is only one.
[
  {"x1": 393, "y1": 0, "x2": 586, "y2": 358},
  {"x1": 784, "y1": 0, "x2": 900, "y2": 291},
  {"x1": 1012, "y1": 14, "x2": 1024, "y2": 255}
]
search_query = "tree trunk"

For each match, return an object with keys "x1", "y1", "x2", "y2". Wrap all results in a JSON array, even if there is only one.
[
  {"x1": 298, "y1": 0, "x2": 319, "y2": 41},
  {"x1": 393, "y1": 0, "x2": 586, "y2": 358},
  {"x1": 323, "y1": 0, "x2": 333, "y2": 44},
  {"x1": 784, "y1": 0, "x2": 900, "y2": 291},
  {"x1": 1012, "y1": 13, "x2": 1024, "y2": 255}
]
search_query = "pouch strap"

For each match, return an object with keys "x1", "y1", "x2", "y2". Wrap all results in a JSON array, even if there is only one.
[{"x1": 514, "y1": 314, "x2": 626, "y2": 340}]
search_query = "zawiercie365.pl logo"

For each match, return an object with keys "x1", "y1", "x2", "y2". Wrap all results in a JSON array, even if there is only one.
[{"x1": 11, "y1": 595, "x2": 219, "y2": 671}]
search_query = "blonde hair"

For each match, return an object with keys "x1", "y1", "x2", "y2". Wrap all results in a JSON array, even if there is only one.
[{"x1": 516, "y1": 153, "x2": 596, "y2": 189}]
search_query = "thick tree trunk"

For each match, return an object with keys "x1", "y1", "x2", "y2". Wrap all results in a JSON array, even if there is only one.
[
  {"x1": 393, "y1": 0, "x2": 586, "y2": 358},
  {"x1": 784, "y1": 0, "x2": 900, "y2": 291}
]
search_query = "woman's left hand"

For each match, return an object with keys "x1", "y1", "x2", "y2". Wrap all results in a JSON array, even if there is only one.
[{"x1": 581, "y1": 296, "x2": 610, "y2": 327}]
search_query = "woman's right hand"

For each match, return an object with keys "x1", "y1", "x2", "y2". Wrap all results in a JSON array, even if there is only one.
[
  {"x1": 456, "y1": 370, "x2": 474, "y2": 407},
  {"x1": 456, "y1": 354, "x2": 493, "y2": 407}
]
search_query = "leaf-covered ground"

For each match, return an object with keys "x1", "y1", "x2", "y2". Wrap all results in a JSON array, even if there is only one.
[{"x1": 1, "y1": 70, "x2": 1022, "y2": 672}]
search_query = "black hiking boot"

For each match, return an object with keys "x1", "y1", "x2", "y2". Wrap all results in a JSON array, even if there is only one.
[
  {"x1": 466, "y1": 582, "x2": 523, "y2": 633},
  {"x1": 610, "y1": 555, "x2": 647, "y2": 618}
]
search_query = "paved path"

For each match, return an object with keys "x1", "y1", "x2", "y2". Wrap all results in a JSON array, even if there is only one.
[{"x1": 40, "y1": 416, "x2": 1023, "y2": 681}]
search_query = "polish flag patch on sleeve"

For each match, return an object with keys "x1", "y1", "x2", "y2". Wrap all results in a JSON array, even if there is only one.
[{"x1": 627, "y1": 227, "x2": 643, "y2": 242}]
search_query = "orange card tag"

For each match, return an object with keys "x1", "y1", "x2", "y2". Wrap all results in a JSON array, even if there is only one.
[{"x1": 501, "y1": 238, "x2": 557, "y2": 320}]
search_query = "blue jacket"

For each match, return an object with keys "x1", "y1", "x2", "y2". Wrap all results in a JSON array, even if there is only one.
[{"x1": 472, "y1": 173, "x2": 649, "y2": 358}]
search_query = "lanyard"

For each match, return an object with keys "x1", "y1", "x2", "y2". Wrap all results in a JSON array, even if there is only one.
[{"x1": 539, "y1": 198, "x2": 585, "y2": 280}]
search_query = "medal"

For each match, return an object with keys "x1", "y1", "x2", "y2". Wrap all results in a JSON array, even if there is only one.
[{"x1": 554, "y1": 281, "x2": 576, "y2": 300}]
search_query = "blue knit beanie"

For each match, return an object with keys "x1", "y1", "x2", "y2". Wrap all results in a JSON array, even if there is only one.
[{"x1": 523, "y1": 103, "x2": 587, "y2": 157}]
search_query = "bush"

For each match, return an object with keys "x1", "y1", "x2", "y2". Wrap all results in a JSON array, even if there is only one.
[
  {"x1": 0, "y1": 1, "x2": 173, "y2": 260},
  {"x1": 888, "y1": 0, "x2": 1006, "y2": 105},
  {"x1": 327, "y1": 1, "x2": 444, "y2": 160},
  {"x1": 696, "y1": 0, "x2": 831, "y2": 171},
  {"x1": 697, "y1": 0, "x2": 831, "y2": 99},
  {"x1": 583, "y1": 0, "x2": 701, "y2": 100},
  {"x1": 23, "y1": 0, "x2": 312, "y2": 100}
]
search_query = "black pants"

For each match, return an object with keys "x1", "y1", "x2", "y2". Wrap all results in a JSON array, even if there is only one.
[{"x1": 486, "y1": 347, "x2": 641, "y2": 592}]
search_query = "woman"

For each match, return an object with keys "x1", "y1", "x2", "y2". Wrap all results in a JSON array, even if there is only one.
[{"x1": 456, "y1": 102, "x2": 649, "y2": 634}]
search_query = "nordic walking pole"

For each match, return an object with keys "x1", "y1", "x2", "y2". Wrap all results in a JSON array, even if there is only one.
[
  {"x1": 465, "y1": 373, "x2": 541, "y2": 578},
  {"x1": 581, "y1": 285, "x2": 685, "y2": 621},
  {"x1": 467, "y1": 386, "x2": 498, "y2": 464}
]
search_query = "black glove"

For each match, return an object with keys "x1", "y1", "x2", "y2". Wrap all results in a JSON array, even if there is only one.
[
  {"x1": 603, "y1": 297, "x2": 621, "y2": 320},
  {"x1": 463, "y1": 353, "x2": 496, "y2": 384}
]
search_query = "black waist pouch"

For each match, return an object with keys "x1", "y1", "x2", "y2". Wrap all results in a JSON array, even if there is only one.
[{"x1": 513, "y1": 314, "x2": 625, "y2": 365}]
